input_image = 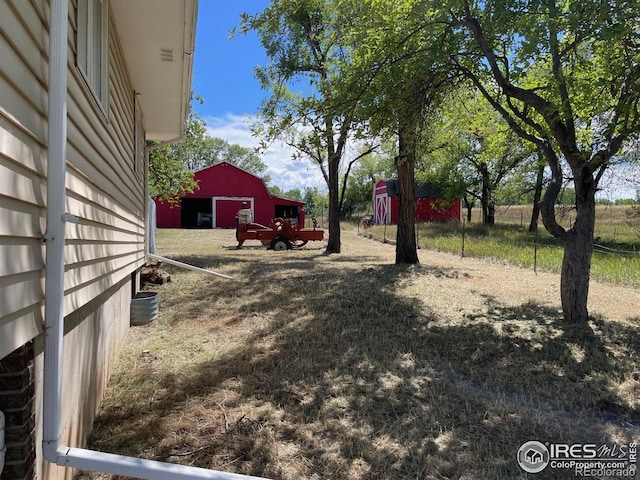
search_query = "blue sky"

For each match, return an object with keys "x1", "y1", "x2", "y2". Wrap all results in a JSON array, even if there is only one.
[
  {"x1": 190, "y1": 1, "x2": 327, "y2": 192},
  {"x1": 187, "y1": 3, "x2": 636, "y2": 199},
  {"x1": 191, "y1": 1, "x2": 268, "y2": 118}
]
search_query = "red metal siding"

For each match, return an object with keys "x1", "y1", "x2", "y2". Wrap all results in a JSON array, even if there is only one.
[
  {"x1": 196, "y1": 162, "x2": 267, "y2": 198},
  {"x1": 216, "y1": 199, "x2": 249, "y2": 228},
  {"x1": 372, "y1": 179, "x2": 460, "y2": 224},
  {"x1": 390, "y1": 196, "x2": 399, "y2": 224},
  {"x1": 155, "y1": 162, "x2": 306, "y2": 228},
  {"x1": 415, "y1": 197, "x2": 461, "y2": 222},
  {"x1": 155, "y1": 200, "x2": 181, "y2": 228}
]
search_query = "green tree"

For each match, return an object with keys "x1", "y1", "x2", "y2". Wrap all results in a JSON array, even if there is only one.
[
  {"x1": 192, "y1": 137, "x2": 269, "y2": 181},
  {"x1": 269, "y1": 186, "x2": 305, "y2": 200},
  {"x1": 283, "y1": 188, "x2": 303, "y2": 200},
  {"x1": 149, "y1": 96, "x2": 271, "y2": 203},
  {"x1": 303, "y1": 186, "x2": 329, "y2": 221},
  {"x1": 345, "y1": 0, "x2": 456, "y2": 264},
  {"x1": 342, "y1": 152, "x2": 394, "y2": 217},
  {"x1": 430, "y1": 91, "x2": 535, "y2": 224},
  {"x1": 148, "y1": 106, "x2": 204, "y2": 204},
  {"x1": 447, "y1": 0, "x2": 640, "y2": 323},
  {"x1": 148, "y1": 144, "x2": 198, "y2": 205},
  {"x1": 242, "y1": 0, "x2": 373, "y2": 254},
  {"x1": 416, "y1": 110, "x2": 475, "y2": 219},
  {"x1": 268, "y1": 185, "x2": 284, "y2": 197}
]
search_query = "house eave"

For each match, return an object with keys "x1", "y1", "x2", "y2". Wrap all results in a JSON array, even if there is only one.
[{"x1": 110, "y1": 0, "x2": 198, "y2": 141}]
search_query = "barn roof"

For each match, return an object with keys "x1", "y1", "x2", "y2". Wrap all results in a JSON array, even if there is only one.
[
  {"x1": 194, "y1": 162, "x2": 304, "y2": 205},
  {"x1": 271, "y1": 195, "x2": 305, "y2": 206},
  {"x1": 384, "y1": 180, "x2": 444, "y2": 198}
]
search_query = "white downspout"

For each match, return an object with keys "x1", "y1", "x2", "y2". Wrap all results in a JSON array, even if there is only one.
[
  {"x1": 42, "y1": 0, "x2": 69, "y2": 464},
  {"x1": 42, "y1": 1, "x2": 265, "y2": 478},
  {"x1": 149, "y1": 254, "x2": 233, "y2": 279}
]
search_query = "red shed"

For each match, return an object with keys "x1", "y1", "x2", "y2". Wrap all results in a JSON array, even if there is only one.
[
  {"x1": 155, "y1": 162, "x2": 306, "y2": 228},
  {"x1": 373, "y1": 179, "x2": 460, "y2": 224}
]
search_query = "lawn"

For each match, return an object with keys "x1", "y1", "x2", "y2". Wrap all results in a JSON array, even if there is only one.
[{"x1": 78, "y1": 226, "x2": 640, "y2": 480}]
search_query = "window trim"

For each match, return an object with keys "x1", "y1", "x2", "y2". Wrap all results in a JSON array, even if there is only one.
[
  {"x1": 134, "y1": 94, "x2": 144, "y2": 177},
  {"x1": 76, "y1": 0, "x2": 109, "y2": 115}
]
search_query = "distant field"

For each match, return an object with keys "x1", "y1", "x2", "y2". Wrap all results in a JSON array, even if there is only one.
[
  {"x1": 494, "y1": 204, "x2": 639, "y2": 242},
  {"x1": 364, "y1": 205, "x2": 640, "y2": 286}
]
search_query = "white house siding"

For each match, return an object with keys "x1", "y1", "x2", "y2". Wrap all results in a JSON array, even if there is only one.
[
  {"x1": 0, "y1": 1, "x2": 147, "y2": 478},
  {"x1": 0, "y1": 0, "x2": 49, "y2": 360}
]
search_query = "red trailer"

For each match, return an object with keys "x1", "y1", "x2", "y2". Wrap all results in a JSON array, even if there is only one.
[{"x1": 237, "y1": 218, "x2": 324, "y2": 250}]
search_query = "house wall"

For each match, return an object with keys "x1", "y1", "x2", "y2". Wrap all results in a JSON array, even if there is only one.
[
  {"x1": 34, "y1": 277, "x2": 132, "y2": 480},
  {"x1": 0, "y1": 1, "x2": 145, "y2": 478}
]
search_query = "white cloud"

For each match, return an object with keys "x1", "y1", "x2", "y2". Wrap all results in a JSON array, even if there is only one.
[{"x1": 203, "y1": 114, "x2": 326, "y2": 193}]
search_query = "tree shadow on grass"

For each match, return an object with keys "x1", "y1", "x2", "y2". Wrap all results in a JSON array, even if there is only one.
[
  {"x1": 86, "y1": 258, "x2": 640, "y2": 480},
  {"x1": 156, "y1": 253, "x2": 397, "y2": 328},
  {"x1": 448, "y1": 296, "x2": 637, "y2": 417}
]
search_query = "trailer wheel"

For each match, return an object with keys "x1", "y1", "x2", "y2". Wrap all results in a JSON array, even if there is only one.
[{"x1": 271, "y1": 237, "x2": 291, "y2": 251}]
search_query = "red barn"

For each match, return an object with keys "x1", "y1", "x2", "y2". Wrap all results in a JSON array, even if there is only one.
[
  {"x1": 155, "y1": 162, "x2": 306, "y2": 228},
  {"x1": 373, "y1": 179, "x2": 461, "y2": 224}
]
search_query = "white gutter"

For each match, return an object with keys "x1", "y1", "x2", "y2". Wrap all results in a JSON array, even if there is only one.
[{"x1": 42, "y1": 1, "x2": 265, "y2": 479}]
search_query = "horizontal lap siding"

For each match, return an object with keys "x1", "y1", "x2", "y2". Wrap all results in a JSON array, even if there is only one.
[
  {"x1": 64, "y1": 3, "x2": 145, "y2": 316},
  {"x1": 0, "y1": 0, "x2": 145, "y2": 359},
  {"x1": 0, "y1": 0, "x2": 48, "y2": 359}
]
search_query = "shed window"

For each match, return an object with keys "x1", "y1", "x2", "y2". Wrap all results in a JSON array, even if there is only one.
[{"x1": 77, "y1": 0, "x2": 109, "y2": 110}]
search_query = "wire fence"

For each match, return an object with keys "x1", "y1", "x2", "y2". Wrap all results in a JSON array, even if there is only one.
[{"x1": 360, "y1": 208, "x2": 640, "y2": 285}]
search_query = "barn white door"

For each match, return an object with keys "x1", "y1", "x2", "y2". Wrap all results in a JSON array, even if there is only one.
[{"x1": 374, "y1": 193, "x2": 390, "y2": 224}]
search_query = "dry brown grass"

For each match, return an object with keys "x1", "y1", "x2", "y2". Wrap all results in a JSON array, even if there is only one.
[
  {"x1": 77, "y1": 227, "x2": 640, "y2": 480},
  {"x1": 494, "y1": 204, "x2": 639, "y2": 241}
]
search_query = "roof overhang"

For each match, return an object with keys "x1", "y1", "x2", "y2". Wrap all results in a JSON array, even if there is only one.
[{"x1": 110, "y1": 0, "x2": 198, "y2": 141}]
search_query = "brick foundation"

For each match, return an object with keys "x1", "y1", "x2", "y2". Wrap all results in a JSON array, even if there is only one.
[{"x1": 0, "y1": 343, "x2": 35, "y2": 480}]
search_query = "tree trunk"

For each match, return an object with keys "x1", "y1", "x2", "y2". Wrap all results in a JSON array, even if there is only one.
[
  {"x1": 480, "y1": 164, "x2": 495, "y2": 224},
  {"x1": 528, "y1": 159, "x2": 545, "y2": 232},
  {"x1": 395, "y1": 129, "x2": 419, "y2": 264},
  {"x1": 558, "y1": 169, "x2": 596, "y2": 323},
  {"x1": 486, "y1": 203, "x2": 495, "y2": 225},
  {"x1": 560, "y1": 230, "x2": 593, "y2": 323},
  {"x1": 464, "y1": 196, "x2": 473, "y2": 223},
  {"x1": 325, "y1": 154, "x2": 341, "y2": 254}
]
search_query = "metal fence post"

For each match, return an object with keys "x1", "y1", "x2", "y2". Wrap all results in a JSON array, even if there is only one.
[
  {"x1": 534, "y1": 227, "x2": 538, "y2": 274},
  {"x1": 461, "y1": 217, "x2": 466, "y2": 257}
]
